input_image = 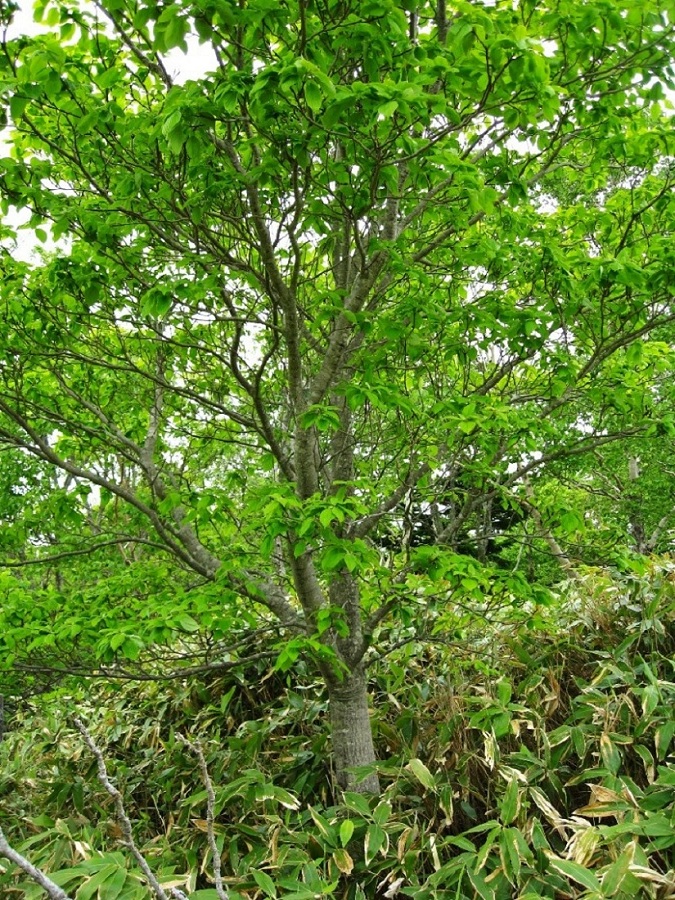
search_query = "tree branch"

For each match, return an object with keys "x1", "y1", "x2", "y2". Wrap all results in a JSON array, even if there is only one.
[
  {"x1": 93, "y1": 1, "x2": 172, "y2": 89},
  {"x1": 0, "y1": 828, "x2": 72, "y2": 900},
  {"x1": 521, "y1": 483, "x2": 580, "y2": 580},
  {"x1": 176, "y1": 735, "x2": 229, "y2": 900},
  {"x1": 73, "y1": 718, "x2": 171, "y2": 900},
  {"x1": 0, "y1": 537, "x2": 171, "y2": 568}
]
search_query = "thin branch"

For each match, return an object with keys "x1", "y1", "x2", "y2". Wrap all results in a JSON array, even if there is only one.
[
  {"x1": 0, "y1": 405, "x2": 302, "y2": 629},
  {"x1": 13, "y1": 650, "x2": 276, "y2": 683},
  {"x1": 176, "y1": 736, "x2": 229, "y2": 900},
  {"x1": 350, "y1": 460, "x2": 432, "y2": 539},
  {"x1": 0, "y1": 537, "x2": 170, "y2": 568},
  {"x1": 646, "y1": 515, "x2": 670, "y2": 553},
  {"x1": 93, "y1": 2, "x2": 172, "y2": 88},
  {"x1": 0, "y1": 828, "x2": 73, "y2": 900},
  {"x1": 72, "y1": 718, "x2": 170, "y2": 900},
  {"x1": 218, "y1": 138, "x2": 305, "y2": 414},
  {"x1": 521, "y1": 483, "x2": 580, "y2": 580},
  {"x1": 0, "y1": 401, "x2": 210, "y2": 574}
]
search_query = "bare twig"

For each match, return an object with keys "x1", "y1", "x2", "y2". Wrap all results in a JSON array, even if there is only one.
[
  {"x1": 72, "y1": 718, "x2": 170, "y2": 900},
  {"x1": 176, "y1": 735, "x2": 229, "y2": 900},
  {"x1": 0, "y1": 827, "x2": 73, "y2": 900}
]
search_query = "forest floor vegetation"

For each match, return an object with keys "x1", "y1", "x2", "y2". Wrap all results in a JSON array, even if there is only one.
[{"x1": 1, "y1": 561, "x2": 675, "y2": 899}]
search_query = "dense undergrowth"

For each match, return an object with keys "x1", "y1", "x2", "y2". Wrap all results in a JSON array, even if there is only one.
[{"x1": 2, "y1": 562, "x2": 675, "y2": 900}]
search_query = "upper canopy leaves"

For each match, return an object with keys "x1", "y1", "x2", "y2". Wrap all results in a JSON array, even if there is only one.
[{"x1": 0, "y1": 0, "x2": 673, "y2": 677}]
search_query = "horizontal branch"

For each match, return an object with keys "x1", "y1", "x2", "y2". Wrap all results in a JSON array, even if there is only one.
[
  {"x1": 11, "y1": 650, "x2": 276, "y2": 683},
  {"x1": 0, "y1": 537, "x2": 170, "y2": 568}
]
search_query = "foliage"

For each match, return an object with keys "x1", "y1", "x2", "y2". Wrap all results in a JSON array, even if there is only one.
[
  {"x1": 0, "y1": 0, "x2": 674, "y2": 791},
  {"x1": 0, "y1": 0, "x2": 674, "y2": 896},
  {"x1": 2, "y1": 562, "x2": 675, "y2": 898}
]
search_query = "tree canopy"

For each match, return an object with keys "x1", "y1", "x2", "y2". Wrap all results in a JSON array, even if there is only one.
[{"x1": 0, "y1": 0, "x2": 674, "y2": 793}]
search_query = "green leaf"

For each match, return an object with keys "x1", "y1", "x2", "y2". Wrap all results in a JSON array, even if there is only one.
[
  {"x1": 308, "y1": 805, "x2": 335, "y2": 843},
  {"x1": 560, "y1": 510, "x2": 584, "y2": 534},
  {"x1": 600, "y1": 733, "x2": 621, "y2": 775},
  {"x1": 655, "y1": 721, "x2": 675, "y2": 760},
  {"x1": 342, "y1": 793, "x2": 372, "y2": 818},
  {"x1": 466, "y1": 868, "x2": 495, "y2": 900},
  {"x1": 268, "y1": 786, "x2": 300, "y2": 810},
  {"x1": 75, "y1": 865, "x2": 120, "y2": 900},
  {"x1": 98, "y1": 866, "x2": 127, "y2": 900},
  {"x1": 548, "y1": 857, "x2": 602, "y2": 892},
  {"x1": 140, "y1": 288, "x2": 173, "y2": 318},
  {"x1": 601, "y1": 845, "x2": 634, "y2": 896},
  {"x1": 319, "y1": 507, "x2": 336, "y2": 528},
  {"x1": 378, "y1": 100, "x2": 398, "y2": 118},
  {"x1": 339, "y1": 819, "x2": 355, "y2": 846},
  {"x1": 458, "y1": 418, "x2": 477, "y2": 435},
  {"x1": 321, "y1": 546, "x2": 345, "y2": 571},
  {"x1": 625, "y1": 341, "x2": 644, "y2": 367},
  {"x1": 9, "y1": 95, "x2": 29, "y2": 121},
  {"x1": 364, "y1": 823, "x2": 387, "y2": 865},
  {"x1": 496, "y1": 679, "x2": 512, "y2": 706},
  {"x1": 166, "y1": 127, "x2": 186, "y2": 154},
  {"x1": 406, "y1": 758, "x2": 436, "y2": 791},
  {"x1": 304, "y1": 80, "x2": 322, "y2": 113},
  {"x1": 641, "y1": 683, "x2": 660, "y2": 717},
  {"x1": 176, "y1": 614, "x2": 200, "y2": 633},
  {"x1": 110, "y1": 633, "x2": 126, "y2": 651},
  {"x1": 500, "y1": 775, "x2": 520, "y2": 825},
  {"x1": 252, "y1": 870, "x2": 277, "y2": 898},
  {"x1": 499, "y1": 827, "x2": 523, "y2": 885},
  {"x1": 373, "y1": 800, "x2": 391, "y2": 825}
]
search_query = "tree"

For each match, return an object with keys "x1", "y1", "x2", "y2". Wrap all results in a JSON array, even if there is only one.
[{"x1": 0, "y1": 0, "x2": 673, "y2": 793}]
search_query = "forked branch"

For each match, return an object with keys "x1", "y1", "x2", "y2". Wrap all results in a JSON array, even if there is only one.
[{"x1": 0, "y1": 719, "x2": 224, "y2": 900}]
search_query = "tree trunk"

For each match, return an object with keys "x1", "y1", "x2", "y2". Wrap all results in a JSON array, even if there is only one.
[{"x1": 327, "y1": 665, "x2": 380, "y2": 795}]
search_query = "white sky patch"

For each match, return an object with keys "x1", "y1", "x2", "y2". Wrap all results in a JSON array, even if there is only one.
[
  {"x1": 5, "y1": 1, "x2": 49, "y2": 40},
  {"x1": 165, "y1": 36, "x2": 218, "y2": 84},
  {"x1": 507, "y1": 450, "x2": 542, "y2": 475}
]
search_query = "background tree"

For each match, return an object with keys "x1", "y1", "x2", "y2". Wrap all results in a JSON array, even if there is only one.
[{"x1": 0, "y1": 0, "x2": 674, "y2": 793}]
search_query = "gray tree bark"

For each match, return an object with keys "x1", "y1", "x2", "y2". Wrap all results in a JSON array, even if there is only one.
[{"x1": 327, "y1": 665, "x2": 380, "y2": 795}]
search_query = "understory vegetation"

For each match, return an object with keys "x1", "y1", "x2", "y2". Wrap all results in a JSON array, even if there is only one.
[{"x1": 3, "y1": 560, "x2": 675, "y2": 899}]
